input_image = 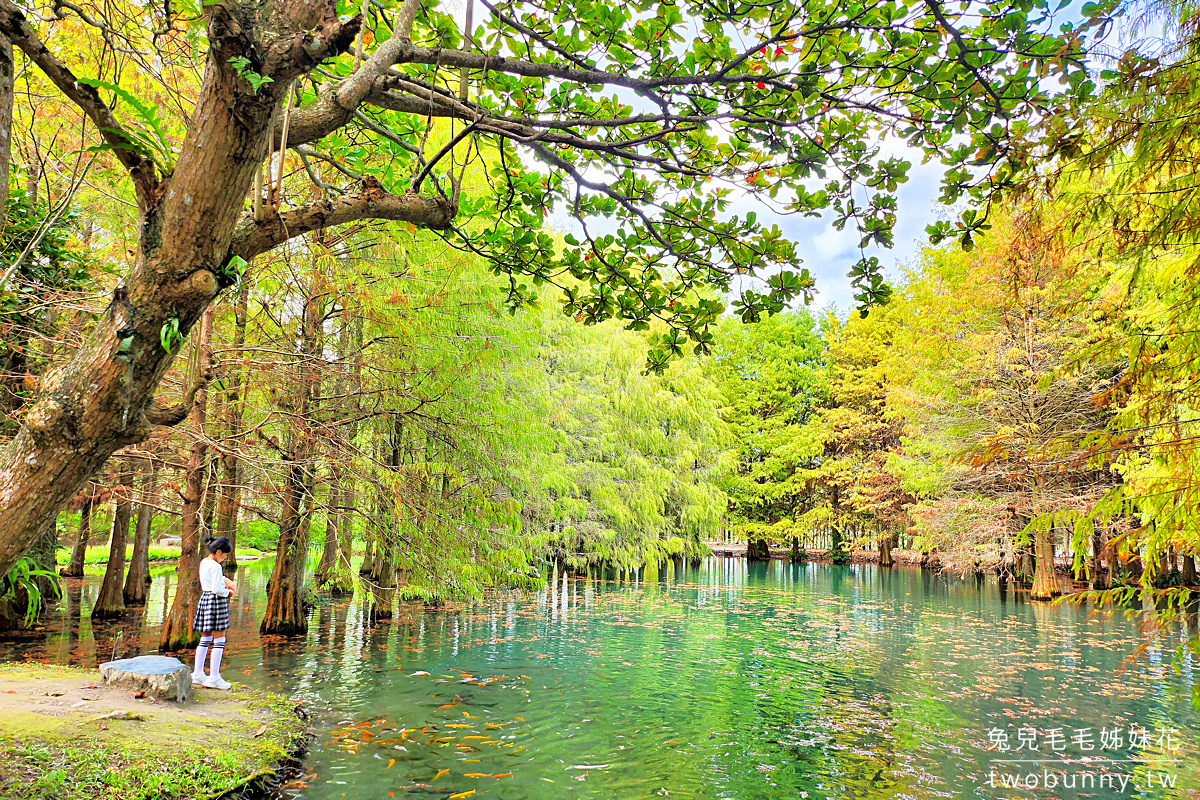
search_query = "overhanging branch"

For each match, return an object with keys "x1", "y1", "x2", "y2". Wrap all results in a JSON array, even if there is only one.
[{"x1": 229, "y1": 178, "x2": 456, "y2": 259}]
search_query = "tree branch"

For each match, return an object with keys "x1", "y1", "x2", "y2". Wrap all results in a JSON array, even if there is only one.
[
  {"x1": 144, "y1": 371, "x2": 211, "y2": 427},
  {"x1": 229, "y1": 178, "x2": 455, "y2": 259}
]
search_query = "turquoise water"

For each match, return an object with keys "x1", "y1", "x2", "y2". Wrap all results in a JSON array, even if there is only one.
[{"x1": 3, "y1": 558, "x2": 1199, "y2": 799}]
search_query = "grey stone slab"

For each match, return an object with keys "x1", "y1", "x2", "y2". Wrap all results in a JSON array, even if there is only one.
[{"x1": 99, "y1": 655, "x2": 193, "y2": 703}]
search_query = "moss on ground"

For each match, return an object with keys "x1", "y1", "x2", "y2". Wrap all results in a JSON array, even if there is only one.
[{"x1": 0, "y1": 663, "x2": 307, "y2": 800}]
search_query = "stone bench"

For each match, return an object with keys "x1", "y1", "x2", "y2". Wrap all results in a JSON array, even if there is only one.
[{"x1": 99, "y1": 655, "x2": 193, "y2": 703}]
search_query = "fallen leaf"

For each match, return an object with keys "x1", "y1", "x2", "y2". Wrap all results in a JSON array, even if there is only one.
[
  {"x1": 44, "y1": 691, "x2": 64, "y2": 697},
  {"x1": 132, "y1": 691, "x2": 145, "y2": 699},
  {"x1": 252, "y1": 724, "x2": 268, "y2": 738}
]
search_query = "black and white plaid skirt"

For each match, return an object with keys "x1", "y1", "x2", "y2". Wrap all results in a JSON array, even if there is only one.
[{"x1": 193, "y1": 591, "x2": 230, "y2": 632}]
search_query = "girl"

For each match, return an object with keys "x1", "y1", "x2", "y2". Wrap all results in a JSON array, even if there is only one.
[{"x1": 191, "y1": 536, "x2": 237, "y2": 690}]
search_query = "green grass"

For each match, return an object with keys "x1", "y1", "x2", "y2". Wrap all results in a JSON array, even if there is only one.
[{"x1": 54, "y1": 545, "x2": 266, "y2": 567}]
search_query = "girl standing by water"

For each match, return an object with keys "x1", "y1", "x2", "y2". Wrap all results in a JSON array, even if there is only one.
[{"x1": 191, "y1": 536, "x2": 237, "y2": 690}]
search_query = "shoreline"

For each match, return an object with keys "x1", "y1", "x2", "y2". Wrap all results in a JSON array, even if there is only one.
[{"x1": 0, "y1": 662, "x2": 307, "y2": 800}]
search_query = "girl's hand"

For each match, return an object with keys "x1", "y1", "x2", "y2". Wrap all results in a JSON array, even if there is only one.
[{"x1": 224, "y1": 577, "x2": 237, "y2": 596}]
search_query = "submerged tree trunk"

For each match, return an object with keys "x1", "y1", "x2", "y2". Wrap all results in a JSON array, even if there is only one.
[
  {"x1": 369, "y1": 543, "x2": 396, "y2": 622},
  {"x1": 879, "y1": 534, "x2": 894, "y2": 568},
  {"x1": 1090, "y1": 530, "x2": 1108, "y2": 590},
  {"x1": 124, "y1": 458, "x2": 157, "y2": 605},
  {"x1": 360, "y1": 533, "x2": 376, "y2": 576},
  {"x1": 260, "y1": 460, "x2": 311, "y2": 635},
  {"x1": 316, "y1": 472, "x2": 340, "y2": 584},
  {"x1": 160, "y1": 308, "x2": 214, "y2": 650},
  {"x1": 60, "y1": 495, "x2": 93, "y2": 578},
  {"x1": 1030, "y1": 526, "x2": 1059, "y2": 601},
  {"x1": 92, "y1": 459, "x2": 136, "y2": 619}
]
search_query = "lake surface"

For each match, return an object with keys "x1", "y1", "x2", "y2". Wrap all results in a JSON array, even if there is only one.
[{"x1": 2, "y1": 558, "x2": 1199, "y2": 799}]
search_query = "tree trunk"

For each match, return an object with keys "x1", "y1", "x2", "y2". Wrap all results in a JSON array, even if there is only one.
[
  {"x1": 61, "y1": 496, "x2": 93, "y2": 577},
  {"x1": 369, "y1": 543, "x2": 396, "y2": 622},
  {"x1": 92, "y1": 459, "x2": 136, "y2": 619},
  {"x1": 159, "y1": 307, "x2": 214, "y2": 651},
  {"x1": 0, "y1": 31, "x2": 12, "y2": 216},
  {"x1": 360, "y1": 534, "x2": 376, "y2": 575},
  {"x1": 315, "y1": 473, "x2": 341, "y2": 584},
  {"x1": 1090, "y1": 530, "x2": 1108, "y2": 590},
  {"x1": 215, "y1": 277, "x2": 249, "y2": 573},
  {"x1": 1030, "y1": 526, "x2": 1059, "y2": 601},
  {"x1": 879, "y1": 534, "x2": 894, "y2": 568},
  {"x1": 260, "y1": 460, "x2": 311, "y2": 635},
  {"x1": 790, "y1": 535, "x2": 805, "y2": 563},
  {"x1": 124, "y1": 458, "x2": 157, "y2": 605},
  {"x1": 1183, "y1": 554, "x2": 1197, "y2": 587}
]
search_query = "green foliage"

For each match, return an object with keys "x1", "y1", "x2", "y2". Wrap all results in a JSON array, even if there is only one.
[
  {"x1": 158, "y1": 317, "x2": 182, "y2": 352},
  {"x1": 709, "y1": 311, "x2": 827, "y2": 543},
  {"x1": 226, "y1": 57, "x2": 274, "y2": 93},
  {"x1": 74, "y1": 78, "x2": 175, "y2": 173},
  {"x1": 0, "y1": 557, "x2": 60, "y2": 627}
]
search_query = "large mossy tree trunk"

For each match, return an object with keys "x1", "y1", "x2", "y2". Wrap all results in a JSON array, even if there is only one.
[
  {"x1": 160, "y1": 308, "x2": 214, "y2": 651},
  {"x1": 1030, "y1": 526, "x2": 1060, "y2": 601},
  {"x1": 91, "y1": 459, "x2": 136, "y2": 619},
  {"x1": 123, "y1": 458, "x2": 157, "y2": 605},
  {"x1": 215, "y1": 278, "x2": 249, "y2": 574},
  {"x1": 60, "y1": 496, "x2": 93, "y2": 578}
]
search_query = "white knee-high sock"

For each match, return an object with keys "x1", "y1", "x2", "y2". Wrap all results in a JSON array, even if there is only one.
[
  {"x1": 209, "y1": 636, "x2": 226, "y2": 677},
  {"x1": 194, "y1": 636, "x2": 213, "y2": 675}
]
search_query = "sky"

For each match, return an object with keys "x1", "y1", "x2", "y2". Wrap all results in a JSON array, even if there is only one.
[{"x1": 729, "y1": 155, "x2": 948, "y2": 316}]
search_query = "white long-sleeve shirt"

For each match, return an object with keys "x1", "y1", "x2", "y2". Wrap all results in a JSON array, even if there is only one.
[{"x1": 199, "y1": 557, "x2": 230, "y2": 597}]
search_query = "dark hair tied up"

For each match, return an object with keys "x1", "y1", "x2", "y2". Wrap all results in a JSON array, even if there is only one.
[{"x1": 206, "y1": 536, "x2": 233, "y2": 554}]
